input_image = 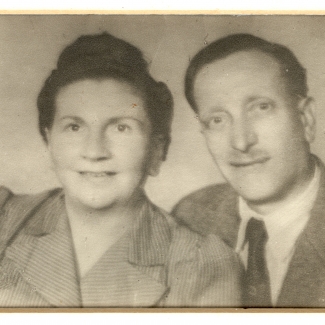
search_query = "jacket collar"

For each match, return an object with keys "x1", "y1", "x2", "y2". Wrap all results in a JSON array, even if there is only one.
[
  {"x1": 218, "y1": 155, "x2": 325, "y2": 249},
  {"x1": 128, "y1": 197, "x2": 172, "y2": 266},
  {"x1": 75, "y1": 192, "x2": 172, "y2": 306},
  {"x1": 207, "y1": 185, "x2": 239, "y2": 248},
  {"x1": 79, "y1": 196, "x2": 171, "y2": 306},
  {"x1": 23, "y1": 189, "x2": 65, "y2": 236},
  {"x1": 301, "y1": 156, "x2": 325, "y2": 262},
  {"x1": 3, "y1": 189, "x2": 171, "y2": 306},
  {"x1": 3, "y1": 192, "x2": 81, "y2": 307},
  {"x1": 276, "y1": 158, "x2": 325, "y2": 306},
  {"x1": 24, "y1": 189, "x2": 172, "y2": 267}
]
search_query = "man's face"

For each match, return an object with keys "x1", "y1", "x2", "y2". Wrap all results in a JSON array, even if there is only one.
[{"x1": 193, "y1": 50, "x2": 315, "y2": 210}]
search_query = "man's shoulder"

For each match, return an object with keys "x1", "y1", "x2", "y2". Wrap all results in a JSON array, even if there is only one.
[
  {"x1": 161, "y1": 198, "x2": 242, "y2": 307},
  {"x1": 171, "y1": 183, "x2": 239, "y2": 243},
  {"x1": 173, "y1": 183, "x2": 236, "y2": 211},
  {"x1": 165, "y1": 221, "x2": 242, "y2": 307}
]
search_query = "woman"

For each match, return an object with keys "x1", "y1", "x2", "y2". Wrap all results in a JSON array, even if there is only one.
[{"x1": 0, "y1": 33, "x2": 242, "y2": 307}]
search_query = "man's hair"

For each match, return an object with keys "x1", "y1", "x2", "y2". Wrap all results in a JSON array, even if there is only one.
[
  {"x1": 38, "y1": 32, "x2": 173, "y2": 159},
  {"x1": 185, "y1": 33, "x2": 308, "y2": 112}
]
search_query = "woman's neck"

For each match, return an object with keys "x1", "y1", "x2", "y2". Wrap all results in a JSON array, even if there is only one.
[{"x1": 65, "y1": 196, "x2": 142, "y2": 278}]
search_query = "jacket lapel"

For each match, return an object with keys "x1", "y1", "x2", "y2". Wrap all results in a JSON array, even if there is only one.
[
  {"x1": 213, "y1": 187, "x2": 240, "y2": 248},
  {"x1": 2, "y1": 192, "x2": 173, "y2": 307},
  {"x1": 80, "y1": 233, "x2": 167, "y2": 307},
  {"x1": 81, "y1": 197, "x2": 170, "y2": 307},
  {"x1": 175, "y1": 183, "x2": 241, "y2": 248},
  {"x1": 128, "y1": 198, "x2": 172, "y2": 265},
  {"x1": 190, "y1": 184, "x2": 240, "y2": 248},
  {"x1": 277, "y1": 159, "x2": 325, "y2": 307},
  {"x1": 3, "y1": 191, "x2": 81, "y2": 307},
  {"x1": 126, "y1": 199, "x2": 172, "y2": 305}
]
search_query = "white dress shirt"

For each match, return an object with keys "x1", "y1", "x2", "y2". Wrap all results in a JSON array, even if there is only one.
[{"x1": 236, "y1": 164, "x2": 321, "y2": 305}]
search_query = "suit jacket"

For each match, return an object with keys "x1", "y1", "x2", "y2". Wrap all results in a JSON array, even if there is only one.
[
  {"x1": 0, "y1": 187, "x2": 241, "y2": 307},
  {"x1": 173, "y1": 159, "x2": 325, "y2": 307}
]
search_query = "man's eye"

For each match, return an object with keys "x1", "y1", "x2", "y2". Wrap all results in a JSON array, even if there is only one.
[
  {"x1": 212, "y1": 116, "x2": 223, "y2": 124},
  {"x1": 207, "y1": 116, "x2": 224, "y2": 129},
  {"x1": 116, "y1": 124, "x2": 130, "y2": 132}
]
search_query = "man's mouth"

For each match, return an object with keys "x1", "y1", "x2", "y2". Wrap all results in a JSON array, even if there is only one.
[
  {"x1": 79, "y1": 171, "x2": 117, "y2": 177},
  {"x1": 229, "y1": 157, "x2": 270, "y2": 167}
]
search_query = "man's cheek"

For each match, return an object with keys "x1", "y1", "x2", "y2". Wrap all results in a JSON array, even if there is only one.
[{"x1": 208, "y1": 139, "x2": 228, "y2": 156}]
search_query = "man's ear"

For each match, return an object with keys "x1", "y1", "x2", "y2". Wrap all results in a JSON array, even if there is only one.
[
  {"x1": 147, "y1": 135, "x2": 166, "y2": 177},
  {"x1": 195, "y1": 115, "x2": 205, "y2": 135},
  {"x1": 299, "y1": 97, "x2": 316, "y2": 143},
  {"x1": 44, "y1": 128, "x2": 52, "y2": 148}
]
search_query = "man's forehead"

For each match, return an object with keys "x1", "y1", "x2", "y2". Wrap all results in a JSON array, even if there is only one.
[
  {"x1": 192, "y1": 49, "x2": 295, "y2": 111},
  {"x1": 196, "y1": 50, "x2": 281, "y2": 80}
]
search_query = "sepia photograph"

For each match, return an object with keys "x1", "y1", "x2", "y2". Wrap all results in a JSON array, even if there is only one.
[{"x1": 0, "y1": 14, "x2": 325, "y2": 309}]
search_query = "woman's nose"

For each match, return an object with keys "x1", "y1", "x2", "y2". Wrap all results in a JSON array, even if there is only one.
[
  {"x1": 230, "y1": 120, "x2": 258, "y2": 152},
  {"x1": 82, "y1": 130, "x2": 112, "y2": 161}
]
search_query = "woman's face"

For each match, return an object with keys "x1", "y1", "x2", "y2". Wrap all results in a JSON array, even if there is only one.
[{"x1": 46, "y1": 78, "x2": 162, "y2": 211}]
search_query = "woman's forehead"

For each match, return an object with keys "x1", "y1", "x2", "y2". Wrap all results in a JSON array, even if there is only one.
[{"x1": 55, "y1": 78, "x2": 148, "y2": 122}]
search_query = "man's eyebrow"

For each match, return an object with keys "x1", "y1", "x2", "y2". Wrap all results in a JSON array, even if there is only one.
[
  {"x1": 244, "y1": 96, "x2": 272, "y2": 104},
  {"x1": 199, "y1": 106, "x2": 226, "y2": 117},
  {"x1": 58, "y1": 116, "x2": 84, "y2": 123}
]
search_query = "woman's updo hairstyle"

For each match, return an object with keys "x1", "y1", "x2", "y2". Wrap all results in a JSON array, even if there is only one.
[{"x1": 37, "y1": 32, "x2": 173, "y2": 159}]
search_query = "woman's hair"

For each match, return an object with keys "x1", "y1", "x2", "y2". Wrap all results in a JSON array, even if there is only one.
[{"x1": 38, "y1": 33, "x2": 173, "y2": 159}]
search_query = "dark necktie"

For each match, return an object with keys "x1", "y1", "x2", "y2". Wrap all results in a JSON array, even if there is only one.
[{"x1": 243, "y1": 218, "x2": 272, "y2": 307}]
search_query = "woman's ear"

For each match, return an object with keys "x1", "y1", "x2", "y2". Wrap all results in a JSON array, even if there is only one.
[
  {"x1": 299, "y1": 97, "x2": 316, "y2": 143},
  {"x1": 147, "y1": 135, "x2": 166, "y2": 177},
  {"x1": 44, "y1": 128, "x2": 55, "y2": 171}
]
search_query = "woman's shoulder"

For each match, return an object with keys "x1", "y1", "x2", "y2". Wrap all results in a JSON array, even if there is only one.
[
  {"x1": 1, "y1": 187, "x2": 62, "y2": 214},
  {"x1": 152, "y1": 203, "x2": 237, "y2": 263},
  {"x1": 0, "y1": 187, "x2": 63, "y2": 250},
  {"x1": 169, "y1": 218, "x2": 240, "y2": 271},
  {"x1": 0, "y1": 186, "x2": 13, "y2": 208},
  {"x1": 156, "y1": 206, "x2": 242, "y2": 307}
]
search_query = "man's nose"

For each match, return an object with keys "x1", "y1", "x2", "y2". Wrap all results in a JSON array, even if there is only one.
[
  {"x1": 230, "y1": 120, "x2": 257, "y2": 152},
  {"x1": 82, "y1": 130, "x2": 112, "y2": 161}
]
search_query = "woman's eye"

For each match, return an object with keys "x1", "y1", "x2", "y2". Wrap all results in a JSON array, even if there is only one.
[
  {"x1": 68, "y1": 124, "x2": 80, "y2": 132},
  {"x1": 258, "y1": 102, "x2": 272, "y2": 111}
]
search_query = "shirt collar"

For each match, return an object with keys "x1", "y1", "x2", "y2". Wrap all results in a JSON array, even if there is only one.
[{"x1": 236, "y1": 163, "x2": 321, "y2": 261}]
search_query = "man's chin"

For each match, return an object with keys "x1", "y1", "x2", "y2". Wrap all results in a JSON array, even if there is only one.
[{"x1": 233, "y1": 185, "x2": 276, "y2": 205}]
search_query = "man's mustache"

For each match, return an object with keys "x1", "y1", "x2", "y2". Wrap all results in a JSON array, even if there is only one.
[{"x1": 227, "y1": 150, "x2": 270, "y2": 166}]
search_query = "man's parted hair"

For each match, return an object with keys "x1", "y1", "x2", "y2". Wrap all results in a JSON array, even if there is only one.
[
  {"x1": 38, "y1": 32, "x2": 173, "y2": 159},
  {"x1": 185, "y1": 33, "x2": 308, "y2": 112}
]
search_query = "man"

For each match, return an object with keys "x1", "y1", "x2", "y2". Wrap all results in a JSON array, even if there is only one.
[{"x1": 172, "y1": 33, "x2": 325, "y2": 307}]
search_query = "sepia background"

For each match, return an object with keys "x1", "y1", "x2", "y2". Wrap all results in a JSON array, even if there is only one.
[{"x1": 1, "y1": 15, "x2": 325, "y2": 211}]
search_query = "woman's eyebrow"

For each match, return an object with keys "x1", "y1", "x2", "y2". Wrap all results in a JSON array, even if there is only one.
[
  {"x1": 108, "y1": 116, "x2": 145, "y2": 127},
  {"x1": 58, "y1": 115, "x2": 148, "y2": 129}
]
